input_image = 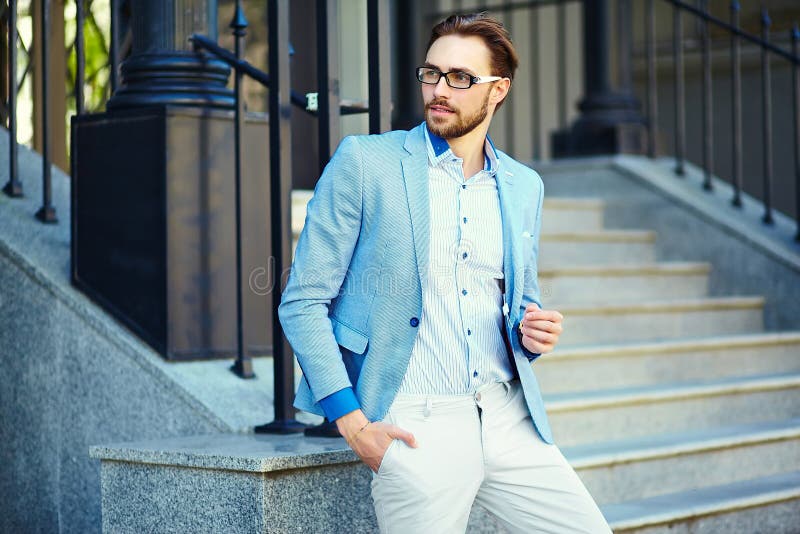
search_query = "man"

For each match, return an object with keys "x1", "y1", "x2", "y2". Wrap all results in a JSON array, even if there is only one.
[{"x1": 279, "y1": 12, "x2": 611, "y2": 533}]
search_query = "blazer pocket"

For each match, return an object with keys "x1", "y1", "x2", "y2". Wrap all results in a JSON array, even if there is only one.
[{"x1": 330, "y1": 316, "x2": 369, "y2": 355}]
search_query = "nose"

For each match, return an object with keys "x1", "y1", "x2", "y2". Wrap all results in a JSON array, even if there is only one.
[{"x1": 432, "y1": 75, "x2": 451, "y2": 98}]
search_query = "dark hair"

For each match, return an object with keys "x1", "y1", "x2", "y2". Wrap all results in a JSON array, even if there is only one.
[{"x1": 427, "y1": 12, "x2": 519, "y2": 82}]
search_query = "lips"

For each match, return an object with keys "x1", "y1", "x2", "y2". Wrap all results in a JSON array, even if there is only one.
[
  {"x1": 427, "y1": 101, "x2": 456, "y2": 117},
  {"x1": 430, "y1": 105, "x2": 454, "y2": 113}
]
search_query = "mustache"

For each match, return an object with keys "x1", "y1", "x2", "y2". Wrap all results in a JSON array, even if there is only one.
[{"x1": 425, "y1": 99, "x2": 456, "y2": 113}]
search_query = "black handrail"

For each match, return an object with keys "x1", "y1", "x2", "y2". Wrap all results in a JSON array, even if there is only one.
[
  {"x1": 667, "y1": 0, "x2": 799, "y2": 65},
  {"x1": 189, "y1": 33, "x2": 370, "y2": 117},
  {"x1": 425, "y1": 0, "x2": 580, "y2": 21}
]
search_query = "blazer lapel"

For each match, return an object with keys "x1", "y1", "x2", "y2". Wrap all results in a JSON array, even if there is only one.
[
  {"x1": 496, "y1": 159, "x2": 524, "y2": 322},
  {"x1": 401, "y1": 125, "x2": 430, "y2": 292}
]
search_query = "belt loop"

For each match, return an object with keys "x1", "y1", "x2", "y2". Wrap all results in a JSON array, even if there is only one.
[{"x1": 424, "y1": 397, "x2": 432, "y2": 418}]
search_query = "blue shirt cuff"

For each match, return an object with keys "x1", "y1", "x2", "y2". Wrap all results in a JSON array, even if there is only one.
[
  {"x1": 318, "y1": 387, "x2": 361, "y2": 421},
  {"x1": 516, "y1": 321, "x2": 542, "y2": 362}
]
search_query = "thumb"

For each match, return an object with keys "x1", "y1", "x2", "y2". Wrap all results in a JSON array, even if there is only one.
[{"x1": 388, "y1": 426, "x2": 418, "y2": 448}]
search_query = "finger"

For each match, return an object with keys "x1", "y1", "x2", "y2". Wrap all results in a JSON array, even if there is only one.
[
  {"x1": 526, "y1": 309, "x2": 563, "y2": 323},
  {"x1": 527, "y1": 340, "x2": 554, "y2": 354},
  {"x1": 524, "y1": 303, "x2": 541, "y2": 314},
  {"x1": 523, "y1": 329, "x2": 557, "y2": 345},
  {"x1": 524, "y1": 320, "x2": 563, "y2": 334},
  {"x1": 388, "y1": 426, "x2": 418, "y2": 448}
]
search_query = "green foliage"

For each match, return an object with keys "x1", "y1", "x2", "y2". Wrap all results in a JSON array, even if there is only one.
[{"x1": 65, "y1": 0, "x2": 111, "y2": 115}]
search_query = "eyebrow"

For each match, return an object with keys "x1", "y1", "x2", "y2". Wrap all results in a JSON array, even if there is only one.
[{"x1": 422, "y1": 62, "x2": 478, "y2": 75}]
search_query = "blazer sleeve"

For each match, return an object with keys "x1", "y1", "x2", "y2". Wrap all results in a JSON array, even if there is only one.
[
  {"x1": 278, "y1": 136, "x2": 365, "y2": 419},
  {"x1": 516, "y1": 172, "x2": 545, "y2": 362}
]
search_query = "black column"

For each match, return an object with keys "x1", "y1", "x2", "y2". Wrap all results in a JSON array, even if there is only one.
[
  {"x1": 107, "y1": 0, "x2": 234, "y2": 109},
  {"x1": 551, "y1": 0, "x2": 645, "y2": 157}
]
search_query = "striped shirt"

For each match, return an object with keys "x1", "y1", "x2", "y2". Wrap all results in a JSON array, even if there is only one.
[{"x1": 397, "y1": 126, "x2": 513, "y2": 395}]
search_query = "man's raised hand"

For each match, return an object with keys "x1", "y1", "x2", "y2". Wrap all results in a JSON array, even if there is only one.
[{"x1": 519, "y1": 303, "x2": 564, "y2": 354}]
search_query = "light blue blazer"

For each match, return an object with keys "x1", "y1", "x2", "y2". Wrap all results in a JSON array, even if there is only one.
[{"x1": 279, "y1": 123, "x2": 553, "y2": 444}]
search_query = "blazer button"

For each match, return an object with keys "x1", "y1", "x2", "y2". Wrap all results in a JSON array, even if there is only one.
[{"x1": 410, "y1": 317, "x2": 419, "y2": 327}]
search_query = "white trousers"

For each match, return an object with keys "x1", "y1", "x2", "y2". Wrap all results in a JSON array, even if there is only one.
[{"x1": 370, "y1": 380, "x2": 612, "y2": 534}]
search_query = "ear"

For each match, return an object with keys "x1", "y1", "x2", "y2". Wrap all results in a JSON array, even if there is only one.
[{"x1": 489, "y1": 78, "x2": 511, "y2": 106}]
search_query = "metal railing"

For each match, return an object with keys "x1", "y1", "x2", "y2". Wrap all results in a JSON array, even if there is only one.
[{"x1": 644, "y1": 0, "x2": 800, "y2": 238}]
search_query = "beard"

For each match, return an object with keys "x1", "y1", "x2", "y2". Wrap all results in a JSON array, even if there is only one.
[{"x1": 425, "y1": 90, "x2": 490, "y2": 139}]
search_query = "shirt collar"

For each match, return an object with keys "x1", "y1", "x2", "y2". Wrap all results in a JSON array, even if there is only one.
[{"x1": 424, "y1": 122, "x2": 499, "y2": 176}]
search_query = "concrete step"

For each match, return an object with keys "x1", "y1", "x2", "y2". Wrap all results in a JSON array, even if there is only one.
[
  {"x1": 603, "y1": 471, "x2": 800, "y2": 533},
  {"x1": 556, "y1": 296, "x2": 764, "y2": 347},
  {"x1": 565, "y1": 419, "x2": 800, "y2": 505},
  {"x1": 539, "y1": 230, "x2": 657, "y2": 267},
  {"x1": 535, "y1": 332, "x2": 800, "y2": 395},
  {"x1": 546, "y1": 373, "x2": 800, "y2": 447},
  {"x1": 540, "y1": 198, "x2": 605, "y2": 233},
  {"x1": 540, "y1": 262, "x2": 711, "y2": 305},
  {"x1": 290, "y1": 191, "x2": 606, "y2": 235},
  {"x1": 539, "y1": 230, "x2": 656, "y2": 269}
]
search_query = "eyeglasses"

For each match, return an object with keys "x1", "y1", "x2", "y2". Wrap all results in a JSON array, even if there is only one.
[{"x1": 416, "y1": 67, "x2": 502, "y2": 89}]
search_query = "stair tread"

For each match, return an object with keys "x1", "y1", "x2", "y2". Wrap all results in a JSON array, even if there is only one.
[
  {"x1": 541, "y1": 197, "x2": 605, "y2": 209},
  {"x1": 556, "y1": 295, "x2": 765, "y2": 315},
  {"x1": 564, "y1": 418, "x2": 800, "y2": 469},
  {"x1": 545, "y1": 372, "x2": 800, "y2": 411},
  {"x1": 540, "y1": 229, "x2": 656, "y2": 241},
  {"x1": 547, "y1": 331, "x2": 800, "y2": 361},
  {"x1": 602, "y1": 470, "x2": 800, "y2": 530},
  {"x1": 539, "y1": 262, "x2": 711, "y2": 276}
]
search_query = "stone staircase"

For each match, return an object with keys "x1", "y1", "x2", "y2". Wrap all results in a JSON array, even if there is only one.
[
  {"x1": 517, "y1": 196, "x2": 800, "y2": 532},
  {"x1": 293, "y1": 189, "x2": 800, "y2": 532}
]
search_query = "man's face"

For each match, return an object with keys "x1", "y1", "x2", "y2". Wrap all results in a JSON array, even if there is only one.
[{"x1": 422, "y1": 34, "x2": 496, "y2": 139}]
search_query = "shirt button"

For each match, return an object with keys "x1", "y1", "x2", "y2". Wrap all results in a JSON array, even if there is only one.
[
  {"x1": 473, "y1": 370, "x2": 478, "y2": 377},
  {"x1": 462, "y1": 289, "x2": 468, "y2": 296},
  {"x1": 467, "y1": 329, "x2": 472, "y2": 336},
  {"x1": 462, "y1": 252, "x2": 468, "y2": 259},
  {"x1": 461, "y1": 184, "x2": 467, "y2": 189},
  {"x1": 463, "y1": 217, "x2": 468, "y2": 224},
  {"x1": 410, "y1": 317, "x2": 419, "y2": 327}
]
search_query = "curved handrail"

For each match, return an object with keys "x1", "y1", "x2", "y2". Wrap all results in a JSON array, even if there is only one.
[
  {"x1": 189, "y1": 33, "x2": 369, "y2": 116},
  {"x1": 666, "y1": 0, "x2": 799, "y2": 65}
]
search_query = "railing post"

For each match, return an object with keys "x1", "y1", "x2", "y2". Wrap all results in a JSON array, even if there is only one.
[
  {"x1": 645, "y1": 0, "x2": 657, "y2": 158},
  {"x1": 673, "y1": 4, "x2": 686, "y2": 176},
  {"x1": 730, "y1": 1, "x2": 743, "y2": 208},
  {"x1": 760, "y1": 9, "x2": 774, "y2": 225},
  {"x1": 315, "y1": 0, "x2": 340, "y2": 174},
  {"x1": 3, "y1": 0, "x2": 22, "y2": 198},
  {"x1": 301, "y1": 0, "x2": 342, "y2": 438},
  {"x1": 793, "y1": 23, "x2": 800, "y2": 241},
  {"x1": 75, "y1": 0, "x2": 85, "y2": 115},
  {"x1": 701, "y1": 0, "x2": 713, "y2": 191},
  {"x1": 558, "y1": 3, "x2": 567, "y2": 130},
  {"x1": 255, "y1": 0, "x2": 306, "y2": 435},
  {"x1": 229, "y1": 1, "x2": 254, "y2": 380},
  {"x1": 367, "y1": 0, "x2": 391, "y2": 135},
  {"x1": 35, "y1": 0, "x2": 57, "y2": 223},
  {"x1": 531, "y1": 6, "x2": 541, "y2": 160},
  {"x1": 109, "y1": 0, "x2": 119, "y2": 94}
]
